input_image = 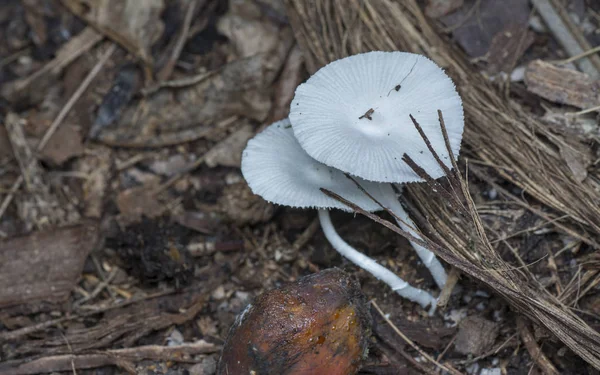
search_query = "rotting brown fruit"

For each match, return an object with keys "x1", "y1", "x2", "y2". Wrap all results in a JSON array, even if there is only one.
[{"x1": 217, "y1": 268, "x2": 371, "y2": 375}]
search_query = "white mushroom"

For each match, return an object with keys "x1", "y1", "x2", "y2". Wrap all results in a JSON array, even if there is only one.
[
  {"x1": 288, "y1": 51, "x2": 464, "y2": 290},
  {"x1": 242, "y1": 119, "x2": 437, "y2": 312},
  {"x1": 289, "y1": 51, "x2": 464, "y2": 183}
]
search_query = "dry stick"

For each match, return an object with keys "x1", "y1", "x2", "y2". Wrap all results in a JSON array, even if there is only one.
[
  {"x1": 469, "y1": 167, "x2": 600, "y2": 248},
  {"x1": 292, "y1": 216, "x2": 319, "y2": 251},
  {"x1": 0, "y1": 288, "x2": 177, "y2": 342},
  {"x1": 0, "y1": 43, "x2": 116, "y2": 223},
  {"x1": 409, "y1": 114, "x2": 453, "y2": 178},
  {"x1": 516, "y1": 317, "x2": 560, "y2": 375},
  {"x1": 343, "y1": 173, "x2": 420, "y2": 233},
  {"x1": 558, "y1": 45, "x2": 600, "y2": 65},
  {"x1": 320, "y1": 189, "x2": 439, "y2": 254},
  {"x1": 38, "y1": 44, "x2": 116, "y2": 150},
  {"x1": 531, "y1": 0, "x2": 599, "y2": 76},
  {"x1": 436, "y1": 266, "x2": 460, "y2": 308},
  {"x1": 371, "y1": 300, "x2": 464, "y2": 375},
  {"x1": 2, "y1": 341, "x2": 218, "y2": 375},
  {"x1": 156, "y1": 0, "x2": 199, "y2": 81}
]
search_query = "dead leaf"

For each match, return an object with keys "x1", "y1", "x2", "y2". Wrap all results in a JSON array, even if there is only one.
[
  {"x1": 0, "y1": 222, "x2": 98, "y2": 309},
  {"x1": 5, "y1": 113, "x2": 79, "y2": 230},
  {"x1": 0, "y1": 27, "x2": 102, "y2": 104},
  {"x1": 486, "y1": 23, "x2": 534, "y2": 75},
  {"x1": 61, "y1": 0, "x2": 164, "y2": 66},
  {"x1": 116, "y1": 184, "x2": 165, "y2": 223},
  {"x1": 559, "y1": 143, "x2": 591, "y2": 183},
  {"x1": 217, "y1": 0, "x2": 281, "y2": 57},
  {"x1": 541, "y1": 110, "x2": 600, "y2": 140},
  {"x1": 93, "y1": 38, "x2": 293, "y2": 147},
  {"x1": 440, "y1": 0, "x2": 530, "y2": 57},
  {"x1": 74, "y1": 145, "x2": 113, "y2": 218},
  {"x1": 454, "y1": 316, "x2": 499, "y2": 355},
  {"x1": 218, "y1": 182, "x2": 275, "y2": 226},
  {"x1": 39, "y1": 124, "x2": 84, "y2": 166},
  {"x1": 205, "y1": 123, "x2": 255, "y2": 168}
]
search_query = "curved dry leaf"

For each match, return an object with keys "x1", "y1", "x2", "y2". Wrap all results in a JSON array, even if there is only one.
[
  {"x1": 61, "y1": 0, "x2": 164, "y2": 65},
  {"x1": 94, "y1": 33, "x2": 293, "y2": 147}
]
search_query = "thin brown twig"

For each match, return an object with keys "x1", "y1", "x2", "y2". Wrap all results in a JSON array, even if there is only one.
[
  {"x1": 156, "y1": 0, "x2": 200, "y2": 81},
  {"x1": 38, "y1": 44, "x2": 116, "y2": 151},
  {"x1": 0, "y1": 43, "x2": 116, "y2": 223},
  {"x1": 371, "y1": 300, "x2": 464, "y2": 375},
  {"x1": 516, "y1": 316, "x2": 560, "y2": 375}
]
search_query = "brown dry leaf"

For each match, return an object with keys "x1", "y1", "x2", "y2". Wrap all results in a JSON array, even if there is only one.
[
  {"x1": 486, "y1": 23, "x2": 534, "y2": 75},
  {"x1": 91, "y1": 0, "x2": 294, "y2": 148},
  {"x1": 217, "y1": 0, "x2": 281, "y2": 57},
  {"x1": 205, "y1": 123, "x2": 255, "y2": 168},
  {"x1": 0, "y1": 27, "x2": 102, "y2": 104},
  {"x1": 454, "y1": 316, "x2": 500, "y2": 356},
  {"x1": 266, "y1": 44, "x2": 305, "y2": 124},
  {"x1": 4, "y1": 113, "x2": 79, "y2": 230},
  {"x1": 0, "y1": 222, "x2": 98, "y2": 309},
  {"x1": 116, "y1": 184, "x2": 165, "y2": 223},
  {"x1": 559, "y1": 142, "x2": 592, "y2": 183},
  {"x1": 218, "y1": 182, "x2": 275, "y2": 226},
  {"x1": 61, "y1": 0, "x2": 164, "y2": 66},
  {"x1": 94, "y1": 38, "x2": 293, "y2": 147},
  {"x1": 39, "y1": 124, "x2": 84, "y2": 166},
  {"x1": 440, "y1": 0, "x2": 530, "y2": 57}
]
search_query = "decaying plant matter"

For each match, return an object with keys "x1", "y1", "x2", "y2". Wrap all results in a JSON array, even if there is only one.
[
  {"x1": 285, "y1": 0, "x2": 600, "y2": 244},
  {"x1": 285, "y1": 0, "x2": 600, "y2": 369},
  {"x1": 322, "y1": 110, "x2": 600, "y2": 369}
]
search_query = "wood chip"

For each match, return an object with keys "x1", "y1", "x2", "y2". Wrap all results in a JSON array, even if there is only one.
[
  {"x1": 1, "y1": 341, "x2": 218, "y2": 375},
  {"x1": 525, "y1": 60, "x2": 600, "y2": 109},
  {"x1": 0, "y1": 222, "x2": 98, "y2": 309}
]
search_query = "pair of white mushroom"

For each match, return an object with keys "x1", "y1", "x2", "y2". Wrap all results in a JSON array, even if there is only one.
[{"x1": 241, "y1": 51, "x2": 464, "y2": 314}]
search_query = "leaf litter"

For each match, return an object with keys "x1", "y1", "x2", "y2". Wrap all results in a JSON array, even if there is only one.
[{"x1": 0, "y1": 0, "x2": 599, "y2": 374}]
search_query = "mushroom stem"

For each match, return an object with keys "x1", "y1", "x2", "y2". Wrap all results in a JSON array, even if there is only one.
[
  {"x1": 385, "y1": 197, "x2": 448, "y2": 289},
  {"x1": 318, "y1": 209, "x2": 437, "y2": 314}
]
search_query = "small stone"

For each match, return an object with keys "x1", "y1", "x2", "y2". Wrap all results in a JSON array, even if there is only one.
[
  {"x1": 211, "y1": 285, "x2": 226, "y2": 300},
  {"x1": 189, "y1": 356, "x2": 217, "y2": 375},
  {"x1": 455, "y1": 316, "x2": 500, "y2": 356}
]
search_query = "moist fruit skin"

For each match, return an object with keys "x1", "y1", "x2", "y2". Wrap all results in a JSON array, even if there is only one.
[{"x1": 217, "y1": 267, "x2": 372, "y2": 375}]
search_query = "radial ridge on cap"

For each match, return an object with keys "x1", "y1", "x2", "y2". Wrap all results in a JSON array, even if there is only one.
[
  {"x1": 241, "y1": 118, "x2": 394, "y2": 211},
  {"x1": 289, "y1": 51, "x2": 464, "y2": 183}
]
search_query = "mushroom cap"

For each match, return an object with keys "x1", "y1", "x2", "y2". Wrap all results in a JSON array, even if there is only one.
[
  {"x1": 289, "y1": 51, "x2": 464, "y2": 183},
  {"x1": 241, "y1": 119, "x2": 394, "y2": 211}
]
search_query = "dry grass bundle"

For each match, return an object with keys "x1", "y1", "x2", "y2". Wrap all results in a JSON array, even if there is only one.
[
  {"x1": 285, "y1": 0, "x2": 600, "y2": 369},
  {"x1": 285, "y1": 0, "x2": 600, "y2": 245}
]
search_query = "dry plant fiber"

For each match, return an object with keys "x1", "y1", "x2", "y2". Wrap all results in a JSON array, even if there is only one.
[{"x1": 285, "y1": 0, "x2": 600, "y2": 369}]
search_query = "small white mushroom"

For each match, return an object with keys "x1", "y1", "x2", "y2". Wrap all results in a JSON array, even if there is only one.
[
  {"x1": 242, "y1": 119, "x2": 437, "y2": 312},
  {"x1": 289, "y1": 51, "x2": 464, "y2": 183},
  {"x1": 289, "y1": 51, "x2": 465, "y2": 289}
]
